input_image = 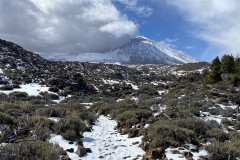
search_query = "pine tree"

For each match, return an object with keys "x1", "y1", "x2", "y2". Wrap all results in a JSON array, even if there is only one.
[
  {"x1": 205, "y1": 66, "x2": 222, "y2": 84},
  {"x1": 221, "y1": 55, "x2": 235, "y2": 73},
  {"x1": 210, "y1": 56, "x2": 221, "y2": 71},
  {"x1": 235, "y1": 57, "x2": 240, "y2": 74}
]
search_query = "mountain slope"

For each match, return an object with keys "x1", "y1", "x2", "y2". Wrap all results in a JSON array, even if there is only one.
[{"x1": 70, "y1": 36, "x2": 199, "y2": 65}]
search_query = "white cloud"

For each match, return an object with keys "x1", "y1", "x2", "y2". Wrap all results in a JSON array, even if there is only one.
[
  {"x1": 185, "y1": 45, "x2": 193, "y2": 49},
  {"x1": 113, "y1": 0, "x2": 154, "y2": 17},
  {"x1": 166, "y1": 0, "x2": 240, "y2": 57},
  {"x1": 0, "y1": 0, "x2": 138, "y2": 56},
  {"x1": 160, "y1": 38, "x2": 178, "y2": 48}
]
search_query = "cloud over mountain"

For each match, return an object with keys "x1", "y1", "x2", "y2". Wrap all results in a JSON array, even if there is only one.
[
  {"x1": 0, "y1": 0, "x2": 138, "y2": 56},
  {"x1": 166, "y1": 0, "x2": 240, "y2": 56}
]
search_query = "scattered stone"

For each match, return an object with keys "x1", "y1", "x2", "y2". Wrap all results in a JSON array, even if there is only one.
[
  {"x1": 137, "y1": 155, "x2": 142, "y2": 157},
  {"x1": 190, "y1": 148, "x2": 199, "y2": 153},
  {"x1": 66, "y1": 148, "x2": 74, "y2": 153},
  {"x1": 123, "y1": 156, "x2": 131, "y2": 159},
  {"x1": 128, "y1": 128, "x2": 139, "y2": 138},
  {"x1": 178, "y1": 147, "x2": 185, "y2": 150},
  {"x1": 75, "y1": 140, "x2": 83, "y2": 146},
  {"x1": 198, "y1": 136, "x2": 207, "y2": 143},
  {"x1": 198, "y1": 156, "x2": 211, "y2": 160},
  {"x1": 183, "y1": 145, "x2": 190, "y2": 150},
  {"x1": 75, "y1": 146, "x2": 86, "y2": 157},
  {"x1": 182, "y1": 151, "x2": 193, "y2": 159},
  {"x1": 132, "y1": 141, "x2": 139, "y2": 145},
  {"x1": 170, "y1": 150, "x2": 181, "y2": 154},
  {"x1": 68, "y1": 141, "x2": 74, "y2": 144},
  {"x1": 139, "y1": 142, "x2": 149, "y2": 151},
  {"x1": 98, "y1": 156, "x2": 104, "y2": 159},
  {"x1": 85, "y1": 148, "x2": 92, "y2": 153},
  {"x1": 61, "y1": 155, "x2": 71, "y2": 160},
  {"x1": 143, "y1": 147, "x2": 165, "y2": 160}
]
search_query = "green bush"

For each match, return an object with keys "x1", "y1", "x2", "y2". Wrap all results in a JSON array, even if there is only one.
[
  {"x1": 62, "y1": 130, "x2": 77, "y2": 141},
  {"x1": 148, "y1": 120, "x2": 194, "y2": 148},
  {"x1": 221, "y1": 118, "x2": 233, "y2": 127},
  {"x1": 0, "y1": 112, "x2": 15, "y2": 124},
  {"x1": 9, "y1": 91, "x2": 28, "y2": 98},
  {"x1": 78, "y1": 111, "x2": 97, "y2": 124},
  {"x1": 206, "y1": 141, "x2": 240, "y2": 160},
  {"x1": 206, "y1": 128, "x2": 229, "y2": 142},
  {"x1": 234, "y1": 121, "x2": 240, "y2": 130},
  {"x1": 0, "y1": 85, "x2": 14, "y2": 90},
  {"x1": 0, "y1": 140, "x2": 64, "y2": 160},
  {"x1": 35, "y1": 107, "x2": 66, "y2": 118},
  {"x1": 55, "y1": 115, "x2": 86, "y2": 140},
  {"x1": 49, "y1": 86, "x2": 59, "y2": 93},
  {"x1": 174, "y1": 118, "x2": 210, "y2": 135}
]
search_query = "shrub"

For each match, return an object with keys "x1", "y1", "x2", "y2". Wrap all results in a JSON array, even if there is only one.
[
  {"x1": 78, "y1": 111, "x2": 97, "y2": 124},
  {"x1": 5, "y1": 108, "x2": 23, "y2": 118},
  {"x1": 148, "y1": 120, "x2": 194, "y2": 148},
  {"x1": 234, "y1": 121, "x2": 240, "y2": 130},
  {"x1": 31, "y1": 116, "x2": 55, "y2": 140},
  {"x1": 205, "y1": 141, "x2": 240, "y2": 160},
  {"x1": 35, "y1": 107, "x2": 66, "y2": 118},
  {"x1": 221, "y1": 118, "x2": 233, "y2": 127},
  {"x1": 55, "y1": 115, "x2": 86, "y2": 140},
  {"x1": 59, "y1": 103, "x2": 85, "y2": 111},
  {"x1": 0, "y1": 112, "x2": 15, "y2": 124},
  {"x1": 49, "y1": 93, "x2": 59, "y2": 100},
  {"x1": 174, "y1": 118, "x2": 210, "y2": 135},
  {"x1": 0, "y1": 85, "x2": 13, "y2": 90},
  {"x1": 49, "y1": 86, "x2": 59, "y2": 93},
  {"x1": 9, "y1": 91, "x2": 28, "y2": 98},
  {"x1": 0, "y1": 140, "x2": 64, "y2": 160},
  {"x1": 62, "y1": 130, "x2": 77, "y2": 141},
  {"x1": 206, "y1": 128, "x2": 229, "y2": 142}
]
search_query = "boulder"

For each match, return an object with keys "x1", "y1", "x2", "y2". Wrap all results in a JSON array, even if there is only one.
[
  {"x1": 128, "y1": 128, "x2": 139, "y2": 138},
  {"x1": 143, "y1": 147, "x2": 165, "y2": 160},
  {"x1": 198, "y1": 156, "x2": 211, "y2": 160},
  {"x1": 68, "y1": 141, "x2": 74, "y2": 144},
  {"x1": 75, "y1": 146, "x2": 86, "y2": 157},
  {"x1": 61, "y1": 155, "x2": 71, "y2": 160},
  {"x1": 170, "y1": 150, "x2": 181, "y2": 154},
  {"x1": 66, "y1": 148, "x2": 74, "y2": 153},
  {"x1": 139, "y1": 142, "x2": 149, "y2": 151},
  {"x1": 132, "y1": 141, "x2": 139, "y2": 145},
  {"x1": 85, "y1": 148, "x2": 92, "y2": 153},
  {"x1": 190, "y1": 148, "x2": 199, "y2": 153},
  {"x1": 198, "y1": 136, "x2": 207, "y2": 143},
  {"x1": 75, "y1": 140, "x2": 83, "y2": 146},
  {"x1": 182, "y1": 151, "x2": 193, "y2": 159}
]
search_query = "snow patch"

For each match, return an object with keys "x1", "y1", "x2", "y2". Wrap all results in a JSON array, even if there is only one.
[
  {"x1": 0, "y1": 83, "x2": 49, "y2": 96},
  {"x1": 81, "y1": 116, "x2": 145, "y2": 160}
]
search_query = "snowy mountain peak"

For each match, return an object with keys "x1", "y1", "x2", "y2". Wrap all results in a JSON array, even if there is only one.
[
  {"x1": 135, "y1": 35, "x2": 149, "y2": 40},
  {"x1": 58, "y1": 36, "x2": 199, "y2": 65}
]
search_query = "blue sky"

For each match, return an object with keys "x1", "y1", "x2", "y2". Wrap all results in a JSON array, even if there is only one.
[
  {"x1": 112, "y1": 0, "x2": 229, "y2": 61},
  {"x1": 0, "y1": 0, "x2": 239, "y2": 61}
]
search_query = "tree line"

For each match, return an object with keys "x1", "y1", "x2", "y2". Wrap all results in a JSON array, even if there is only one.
[{"x1": 203, "y1": 54, "x2": 240, "y2": 85}]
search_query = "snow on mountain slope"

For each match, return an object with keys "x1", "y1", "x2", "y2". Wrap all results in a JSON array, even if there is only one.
[{"x1": 70, "y1": 36, "x2": 199, "y2": 65}]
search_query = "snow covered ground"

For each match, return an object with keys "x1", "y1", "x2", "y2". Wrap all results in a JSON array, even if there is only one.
[
  {"x1": 165, "y1": 145, "x2": 208, "y2": 160},
  {"x1": 0, "y1": 83, "x2": 49, "y2": 96},
  {"x1": 81, "y1": 116, "x2": 145, "y2": 160},
  {"x1": 50, "y1": 115, "x2": 145, "y2": 160}
]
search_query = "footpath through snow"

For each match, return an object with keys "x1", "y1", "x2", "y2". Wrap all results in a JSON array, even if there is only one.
[
  {"x1": 50, "y1": 115, "x2": 145, "y2": 160},
  {"x1": 81, "y1": 115, "x2": 145, "y2": 160}
]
